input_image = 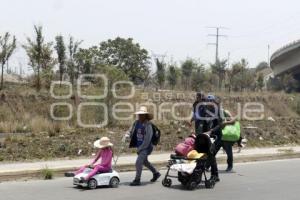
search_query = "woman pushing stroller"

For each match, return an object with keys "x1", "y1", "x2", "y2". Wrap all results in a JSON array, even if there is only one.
[
  {"x1": 162, "y1": 126, "x2": 220, "y2": 189},
  {"x1": 197, "y1": 93, "x2": 243, "y2": 172}
]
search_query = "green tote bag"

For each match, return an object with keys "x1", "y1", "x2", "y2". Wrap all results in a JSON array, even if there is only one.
[{"x1": 222, "y1": 121, "x2": 241, "y2": 142}]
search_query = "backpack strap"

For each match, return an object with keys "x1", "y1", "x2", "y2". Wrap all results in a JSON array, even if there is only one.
[{"x1": 129, "y1": 120, "x2": 138, "y2": 138}]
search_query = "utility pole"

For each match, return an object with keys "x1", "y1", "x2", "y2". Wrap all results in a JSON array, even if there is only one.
[
  {"x1": 267, "y1": 44, "x2": 270, "y2": 66},
  {"x1": 207, "y1": 27, "x2": 228, "y2": 64},
  {"x1": 227, "y1": 52, "x2": 231, "y2": 68}
]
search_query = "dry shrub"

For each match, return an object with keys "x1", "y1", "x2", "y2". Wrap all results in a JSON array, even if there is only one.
[
  {"x1": 29, "y1": 116, "x2": 52, "y2": 133},
  {"x1": 0, "y1": 122, "x2": 25, "y2": 133}
]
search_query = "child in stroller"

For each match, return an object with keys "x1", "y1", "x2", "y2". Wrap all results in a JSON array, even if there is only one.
[{"x1": 162, "y1": 132, "x2": 218, "y2": 190}]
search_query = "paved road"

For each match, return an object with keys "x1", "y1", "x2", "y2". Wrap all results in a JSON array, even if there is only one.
[{"x1": 1, "y1": 159, "x2": 300, "y2": 200}]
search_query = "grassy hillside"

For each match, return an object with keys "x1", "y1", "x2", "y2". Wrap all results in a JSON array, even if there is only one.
[{"x1": 0, "y1": 84, "x2": 300, "y2": 161}]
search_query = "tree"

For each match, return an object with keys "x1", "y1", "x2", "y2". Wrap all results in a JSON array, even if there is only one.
[
  {"x1": 181, "y1": 58, "x2": 196, "y2": 90},
  {"x1": 74, "y1": 46, "x2": 99, "y2": 76},
  {"x1": 67, "y1": 36, "x2": 82, "y2": 85},
  {"x1": 0, "y1": 32, "x2": 16, "y2": 90},
  {"x1": 228, "y1": 59, "x2": 254, "y2": 92},
  {"x1": 226, "y1": 61, "x2": 243, "y2": 92},
  {"x1": 191, "y1": 65, "x2": 205, "y2": 91},
  {"x1": 98, "y1": 37, "x2": 150, "y2": 83},
  {"x1": 256, "y1": 73, "x2": 264, "y2": 91},
  {"x1": 95, "y1": 65, "x2": 128, "y2": 125},
  {"x1": 23, "y1": 25, "x2": 55, "y2": 90},
  {"x1": 167, "y1": 65, "x2": 178, "y2": 90},
  {"x1": 54, "y1": 35, "x2": 66, "y2": 85},
  {"x1": 210, "y1": 59, "x2": 227, "y2": 90},
  {"x1": 155, "y1": 58, "x2": 166, "y2": 89},
  {"x1": 256, "y1": 61, "x2": 269, "y2": 72},
  {"x1": 280, "y1": 73, "x2": 299, "y2": 93}
]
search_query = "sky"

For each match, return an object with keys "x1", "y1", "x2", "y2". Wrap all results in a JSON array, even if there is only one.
[{"x1": 1, "y1": 0, "x2": 300, "y2": 74}]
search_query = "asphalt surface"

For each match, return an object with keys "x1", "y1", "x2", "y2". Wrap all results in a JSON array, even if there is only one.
[{"x1": 1, "y1": 159, "x2": 300, "y2": 200}]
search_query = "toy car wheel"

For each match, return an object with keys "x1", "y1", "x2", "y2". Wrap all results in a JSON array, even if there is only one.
[
  {"x1": 88, "y1": 179, "x2": 98, "y2": 189},
  {"x1": 187, "y1": 181, "x2": 198, "y2": 190},
  {"x1": 162, "y1": 178, "x2": 172, "y2": 187},
  {"x1": 205, "y1": 180, "x2": 215, "y2": 189},
  {"x1": 109, "y1": 177, "x2": 120, "y2": 188}
]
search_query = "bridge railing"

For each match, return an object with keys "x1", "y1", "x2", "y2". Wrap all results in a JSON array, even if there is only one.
[{"x1": 271, "y1": 39, "x2": 300, "y2": 61}]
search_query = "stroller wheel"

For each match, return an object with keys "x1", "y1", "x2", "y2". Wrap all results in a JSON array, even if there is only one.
[
  {"x1": 162, "y1": 178, "x2": 172, "y2": 187},
  {"x1": 205, "y1": 180, "x2": 215, "y2": 189},
  {"x1": 186, "y1": 181, "x2": 198, "y2": 190},
  {"x1": 178, "y1": 172, "x2": 188, "y2": 186}
]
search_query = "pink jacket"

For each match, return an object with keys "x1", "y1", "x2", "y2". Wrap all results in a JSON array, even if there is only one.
[{"x1": 90, "y1": 147, "x2": 113, "y2": 171}]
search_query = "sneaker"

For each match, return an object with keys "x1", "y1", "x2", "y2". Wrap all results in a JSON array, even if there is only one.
[
  {"x1": 237, "y1": 147, "x2": 242, "y2": 153},
  {"x1": 130, "y1": 179, "x2": 141, "y2": 186},
  {"x1": 242, "y1": 138, "x2": 248, "y2": 143},
  {"x1": 64, "y1": 172, "x2": 75, "y2": 177},
  {"x1": 150, "y1": 172, "x2": 161, "y2": 182},
  {"x1": 210, "y1": 175, "x2": 220, "y2": 182},
  {"x1": 226, "y1": 166, "x2": 233, "y2": 172}
]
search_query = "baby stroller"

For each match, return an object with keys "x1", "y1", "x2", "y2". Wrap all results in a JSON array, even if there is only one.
[{"x1": 162, "y1": 133, "x2": 217, "y2": 190}]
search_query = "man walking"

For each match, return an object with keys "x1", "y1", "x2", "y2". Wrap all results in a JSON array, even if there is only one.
[
  {"x1": 127, "y1": 106, "x2": 161, "y2": 186},
  {"x1": 190, "y1": 92, "x2": 208, "y2": 134}
]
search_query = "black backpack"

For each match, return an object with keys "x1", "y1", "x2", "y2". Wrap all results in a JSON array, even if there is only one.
[{"x1": 151, "y1": 123, "x2": 161, "y2": 146}]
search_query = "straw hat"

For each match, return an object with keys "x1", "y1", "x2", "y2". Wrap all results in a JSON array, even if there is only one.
[
  {"x1": 187, "y1": 150, "x2": 205, "y2": 159},
  {"x1": 134, "y1": 106, "x2": 153, "y2": 120},
  {"x1": 94, "y1": 137, "x2": 113, "y2": 149}
]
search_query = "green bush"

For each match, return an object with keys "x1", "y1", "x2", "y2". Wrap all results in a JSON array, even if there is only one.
[{"x1": 41, "y1": 167, "x2": 54, "y2": 180}]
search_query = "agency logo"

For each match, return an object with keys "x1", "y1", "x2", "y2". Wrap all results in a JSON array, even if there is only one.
[{"x1": 50, "y1": 73, "x2": 265, "y2": 128}]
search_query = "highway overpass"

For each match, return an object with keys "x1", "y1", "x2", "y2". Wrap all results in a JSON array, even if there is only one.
[{"x1": 270, "y1": 39, "x2": 300, "y2": 80}]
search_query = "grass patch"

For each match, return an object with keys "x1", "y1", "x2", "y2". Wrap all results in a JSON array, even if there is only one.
[{"x1": 41, "y1": 167, "x2": 54, "y2": 180}]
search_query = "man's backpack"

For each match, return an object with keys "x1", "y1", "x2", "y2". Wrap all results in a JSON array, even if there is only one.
[{"x1": 151, "y1": 123, "x2": 161, "y2": 145}]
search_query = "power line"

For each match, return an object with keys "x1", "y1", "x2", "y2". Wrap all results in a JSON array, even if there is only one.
[{"x1": 207, "y1": 26, "x2": 228, "y2": 64}]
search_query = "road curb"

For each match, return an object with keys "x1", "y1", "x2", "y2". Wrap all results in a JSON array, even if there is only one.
[{"x1": 1, "y1": 152, "x2": 300, "y2": 182}]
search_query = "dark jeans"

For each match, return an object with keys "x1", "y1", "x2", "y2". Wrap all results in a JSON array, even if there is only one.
[
  {"x1": 195, "y1": 120, "x2": 210, "y2": 135},
  {"x1": 215, "y1": 139, "x2": 234, "y2": 168},
  {"x1": 135, "y1": 146, "x2": 158, "y2": 180},
  {"x1": 208, "y1": 153, "x2": 218, "y2": 177}
]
